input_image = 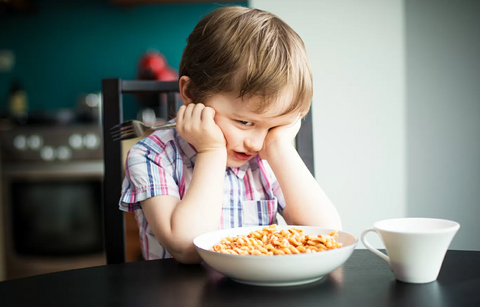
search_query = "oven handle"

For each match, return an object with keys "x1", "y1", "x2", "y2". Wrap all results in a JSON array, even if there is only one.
[{"x1": 2, "y1": 161, "x2": 104, "y2": 178}]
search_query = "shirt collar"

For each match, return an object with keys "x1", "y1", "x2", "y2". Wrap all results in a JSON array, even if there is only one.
[{"x1": 227, "y1": 163, "x2": 249, "y2": 179}]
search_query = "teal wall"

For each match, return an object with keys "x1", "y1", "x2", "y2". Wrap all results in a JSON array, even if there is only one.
[{"x1": 0, "y1": 0, "x2": 247, "y2": 118}]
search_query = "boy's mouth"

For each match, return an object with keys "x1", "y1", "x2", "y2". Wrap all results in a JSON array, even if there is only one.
[{"x1": 233, "y1": 151, "x2": 254, "y2": 161}]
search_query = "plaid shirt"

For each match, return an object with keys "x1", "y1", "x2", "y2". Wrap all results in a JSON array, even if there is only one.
[{"x1": 120, "y1": 126, "x2": 285, "y2": 260}]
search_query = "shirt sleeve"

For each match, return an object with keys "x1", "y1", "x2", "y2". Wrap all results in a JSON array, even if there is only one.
[{"x1": 119, "y1": 136, "x2": 181, "y2": 212}]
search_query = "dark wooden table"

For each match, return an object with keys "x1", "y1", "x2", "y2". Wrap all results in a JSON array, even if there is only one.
[{"x1": 0, "y1": 250, "x2": 479, "y2": 307}]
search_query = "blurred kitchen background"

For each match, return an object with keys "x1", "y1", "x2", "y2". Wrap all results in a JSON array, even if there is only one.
[
  {"x1": 0, "y1": 0, "x2": 247, "y2": 281},
  {"x1": 1, "y1": 0, "x2": 479, "y2": 282}
]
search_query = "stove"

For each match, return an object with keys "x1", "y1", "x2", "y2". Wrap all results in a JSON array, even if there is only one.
[
  {"x1": 0, "y1": 123, "x2": 106, "y2": 280},
  {"x1": 1, "y1": 124, "x2": 102, "y2": 163}
]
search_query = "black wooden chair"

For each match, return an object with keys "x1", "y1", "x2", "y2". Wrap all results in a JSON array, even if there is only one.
[{"x1": 101, "y1": 78, "x2": 315, "y2": 264}]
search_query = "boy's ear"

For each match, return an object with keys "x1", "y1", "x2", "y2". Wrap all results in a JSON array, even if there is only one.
[{"x1": 179, "y1": 76, "x2": 194, "y2": 106}]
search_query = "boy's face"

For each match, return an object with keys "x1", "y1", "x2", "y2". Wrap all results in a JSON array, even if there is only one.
[{"x1": 203, "y1": 91, "x2": 299, "y2": 168}]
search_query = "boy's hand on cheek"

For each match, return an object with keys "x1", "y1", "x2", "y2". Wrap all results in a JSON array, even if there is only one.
[
  {"x1": 259, "y1": 118, "x2": 301, "y2": 161},
  {"x1": 176, "y1": 103, "x2": 226, "y2": 153}
]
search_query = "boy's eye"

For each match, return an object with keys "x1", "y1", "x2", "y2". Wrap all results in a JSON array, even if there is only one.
[{"x1": 238, "y1": 120, "x2": 253, "y2": 126}]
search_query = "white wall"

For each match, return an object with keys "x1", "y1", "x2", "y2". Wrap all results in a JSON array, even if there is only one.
[
  {"x1": 251, "y1": 0, "x2": 480, "y2": 251},
  {"x1": 251, "y1": 0, "x2": 406, "y2": 248},
  {"x1": 405, "y1": 0, "x2": 480, "y2": 250}
]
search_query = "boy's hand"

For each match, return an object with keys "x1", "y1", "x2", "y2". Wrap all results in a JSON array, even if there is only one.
[
  {"x1": 176, "y1": 103, "x2": 226, "y2": 153},
  {"x1": 259, "y1": 116, "x2": 301, "y2": 161}
]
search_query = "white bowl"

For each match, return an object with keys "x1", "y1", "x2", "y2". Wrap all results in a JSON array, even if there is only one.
[{"x1": 193, "y1": 225, "x2": 357, "y2": 286}]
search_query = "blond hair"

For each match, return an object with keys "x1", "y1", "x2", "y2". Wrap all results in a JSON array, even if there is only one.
[{"x1": 179, "y1": 6, "x2": 313, "y2": 116}]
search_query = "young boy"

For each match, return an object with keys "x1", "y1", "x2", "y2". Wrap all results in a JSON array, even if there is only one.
[{"x1": 120, "y1": 6, "x2": 342, "y2": 263}]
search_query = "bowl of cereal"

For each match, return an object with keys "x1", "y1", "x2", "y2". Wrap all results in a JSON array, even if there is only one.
[{"x1": 193, "y1": 225, "x2": 357, "y2": 286}]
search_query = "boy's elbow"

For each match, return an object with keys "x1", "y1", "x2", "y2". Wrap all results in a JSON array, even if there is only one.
[
  {"x1": 155, "y1": 230, "x2": 203, "y2": 264},
  {"x1": 164, "y1": 239, "x2": 203, "y2": 264},
  {"x1": 171, "y1": 248, "x2": 203, "y2": 264}
]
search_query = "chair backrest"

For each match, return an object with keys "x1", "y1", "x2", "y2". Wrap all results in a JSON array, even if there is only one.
[
  {"x1": 102, "y1": 79, "x2": 180, "y2": 264},
  {"x1": 101, "y1": 78, "x2": 315, "y2": 264}
]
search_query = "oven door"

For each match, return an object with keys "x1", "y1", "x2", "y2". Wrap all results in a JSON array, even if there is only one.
[{"x1": 3, "y1": 161, "x2": 104, "y2": 257}]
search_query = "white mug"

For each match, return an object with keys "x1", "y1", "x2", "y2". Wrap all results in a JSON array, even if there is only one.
[{"x1": 361, "y1": 217, "x2": 460, "y2": 284}]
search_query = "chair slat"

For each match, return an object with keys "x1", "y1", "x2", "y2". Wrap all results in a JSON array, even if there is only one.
[
  {"x1": 121, "y1": 80, "x2": 179, "y2": 93},
  {"x1": 102, "y1": 78, "x2": 126, "y2": 264}
]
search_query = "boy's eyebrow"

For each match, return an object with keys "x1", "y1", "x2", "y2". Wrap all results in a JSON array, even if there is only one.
[
  {"x1": 230, "y1": 108, "x2": 300, "y2": 125},
  {"x1": 231, "y1": 111, "x2": 285, "y2": 123},
  {"x1": 230, "y1": 111, "x2": 257, "y2": 121}
]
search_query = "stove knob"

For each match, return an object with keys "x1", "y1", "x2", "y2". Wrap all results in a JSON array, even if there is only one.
[
  {"x1": 13, "y1": 135, "x2": 27, "y2": 151},
  {"x1": 57, "y1": 146, "x2": 72, "y2": 161},
  {"x1": 28, "y1": 134, "x2": 44, "y2": 150},
  {"x1": 83, "y1": 133, "x2": 100, "y2": 150},
  {"x1": 40, "y1": 146, "x2": 56, "y2": 161},
  {"x1": 69, "y1": 134, "x2": 83, "y2": 149}
]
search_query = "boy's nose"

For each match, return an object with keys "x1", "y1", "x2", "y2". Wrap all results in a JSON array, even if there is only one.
[{"x1": 244, "y1": 133, "x2": 266, "y2": 153}]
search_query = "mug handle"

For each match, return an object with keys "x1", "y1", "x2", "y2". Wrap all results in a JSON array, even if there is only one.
[{"x1": 360, "y1": 228, "x2": 390, "y2": 265}]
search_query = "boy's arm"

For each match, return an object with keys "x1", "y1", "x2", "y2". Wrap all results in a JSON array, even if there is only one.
[
  {"x1": 141, "y1": 103, "x2": 227, "y2": 264},
  {"x1": 261, "y1": 121, "x2": 342, "y2": 230},
  {"x1": 141, "y1": 149, "x2": 226, "y2": 264}
]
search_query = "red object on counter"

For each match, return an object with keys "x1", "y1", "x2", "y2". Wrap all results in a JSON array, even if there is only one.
[
  {"x1": 138, "y1": 51, "x2": 177, "y2": 81},
  {"x1": 136, "y1": 51, "x2": 179, "y2": 109}
]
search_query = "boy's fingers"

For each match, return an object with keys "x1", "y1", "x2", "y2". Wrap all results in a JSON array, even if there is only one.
[
  {"x1": 176, "y1": 105, "x2": 186, "y2": 124},
  {"x1": 292, "y1": 118, "x2": 301, "y2": 130},
  {"x1": 184, "y1": 103, "x2": 196, "y2": 121},
  {"x1": 202, "y1": 106, "x2": 216, "y2": 121},
  {"x1": 192, "y1": 103, "x2": 205, "y2": 121},
  {"x1": 287, "y1": 114, "x2": 301, "y2": 127}
]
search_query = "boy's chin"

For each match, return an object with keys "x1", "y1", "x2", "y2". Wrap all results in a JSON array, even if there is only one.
[{"x1": 226, "y1": 157, "x2": 251, "y2": 169}]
